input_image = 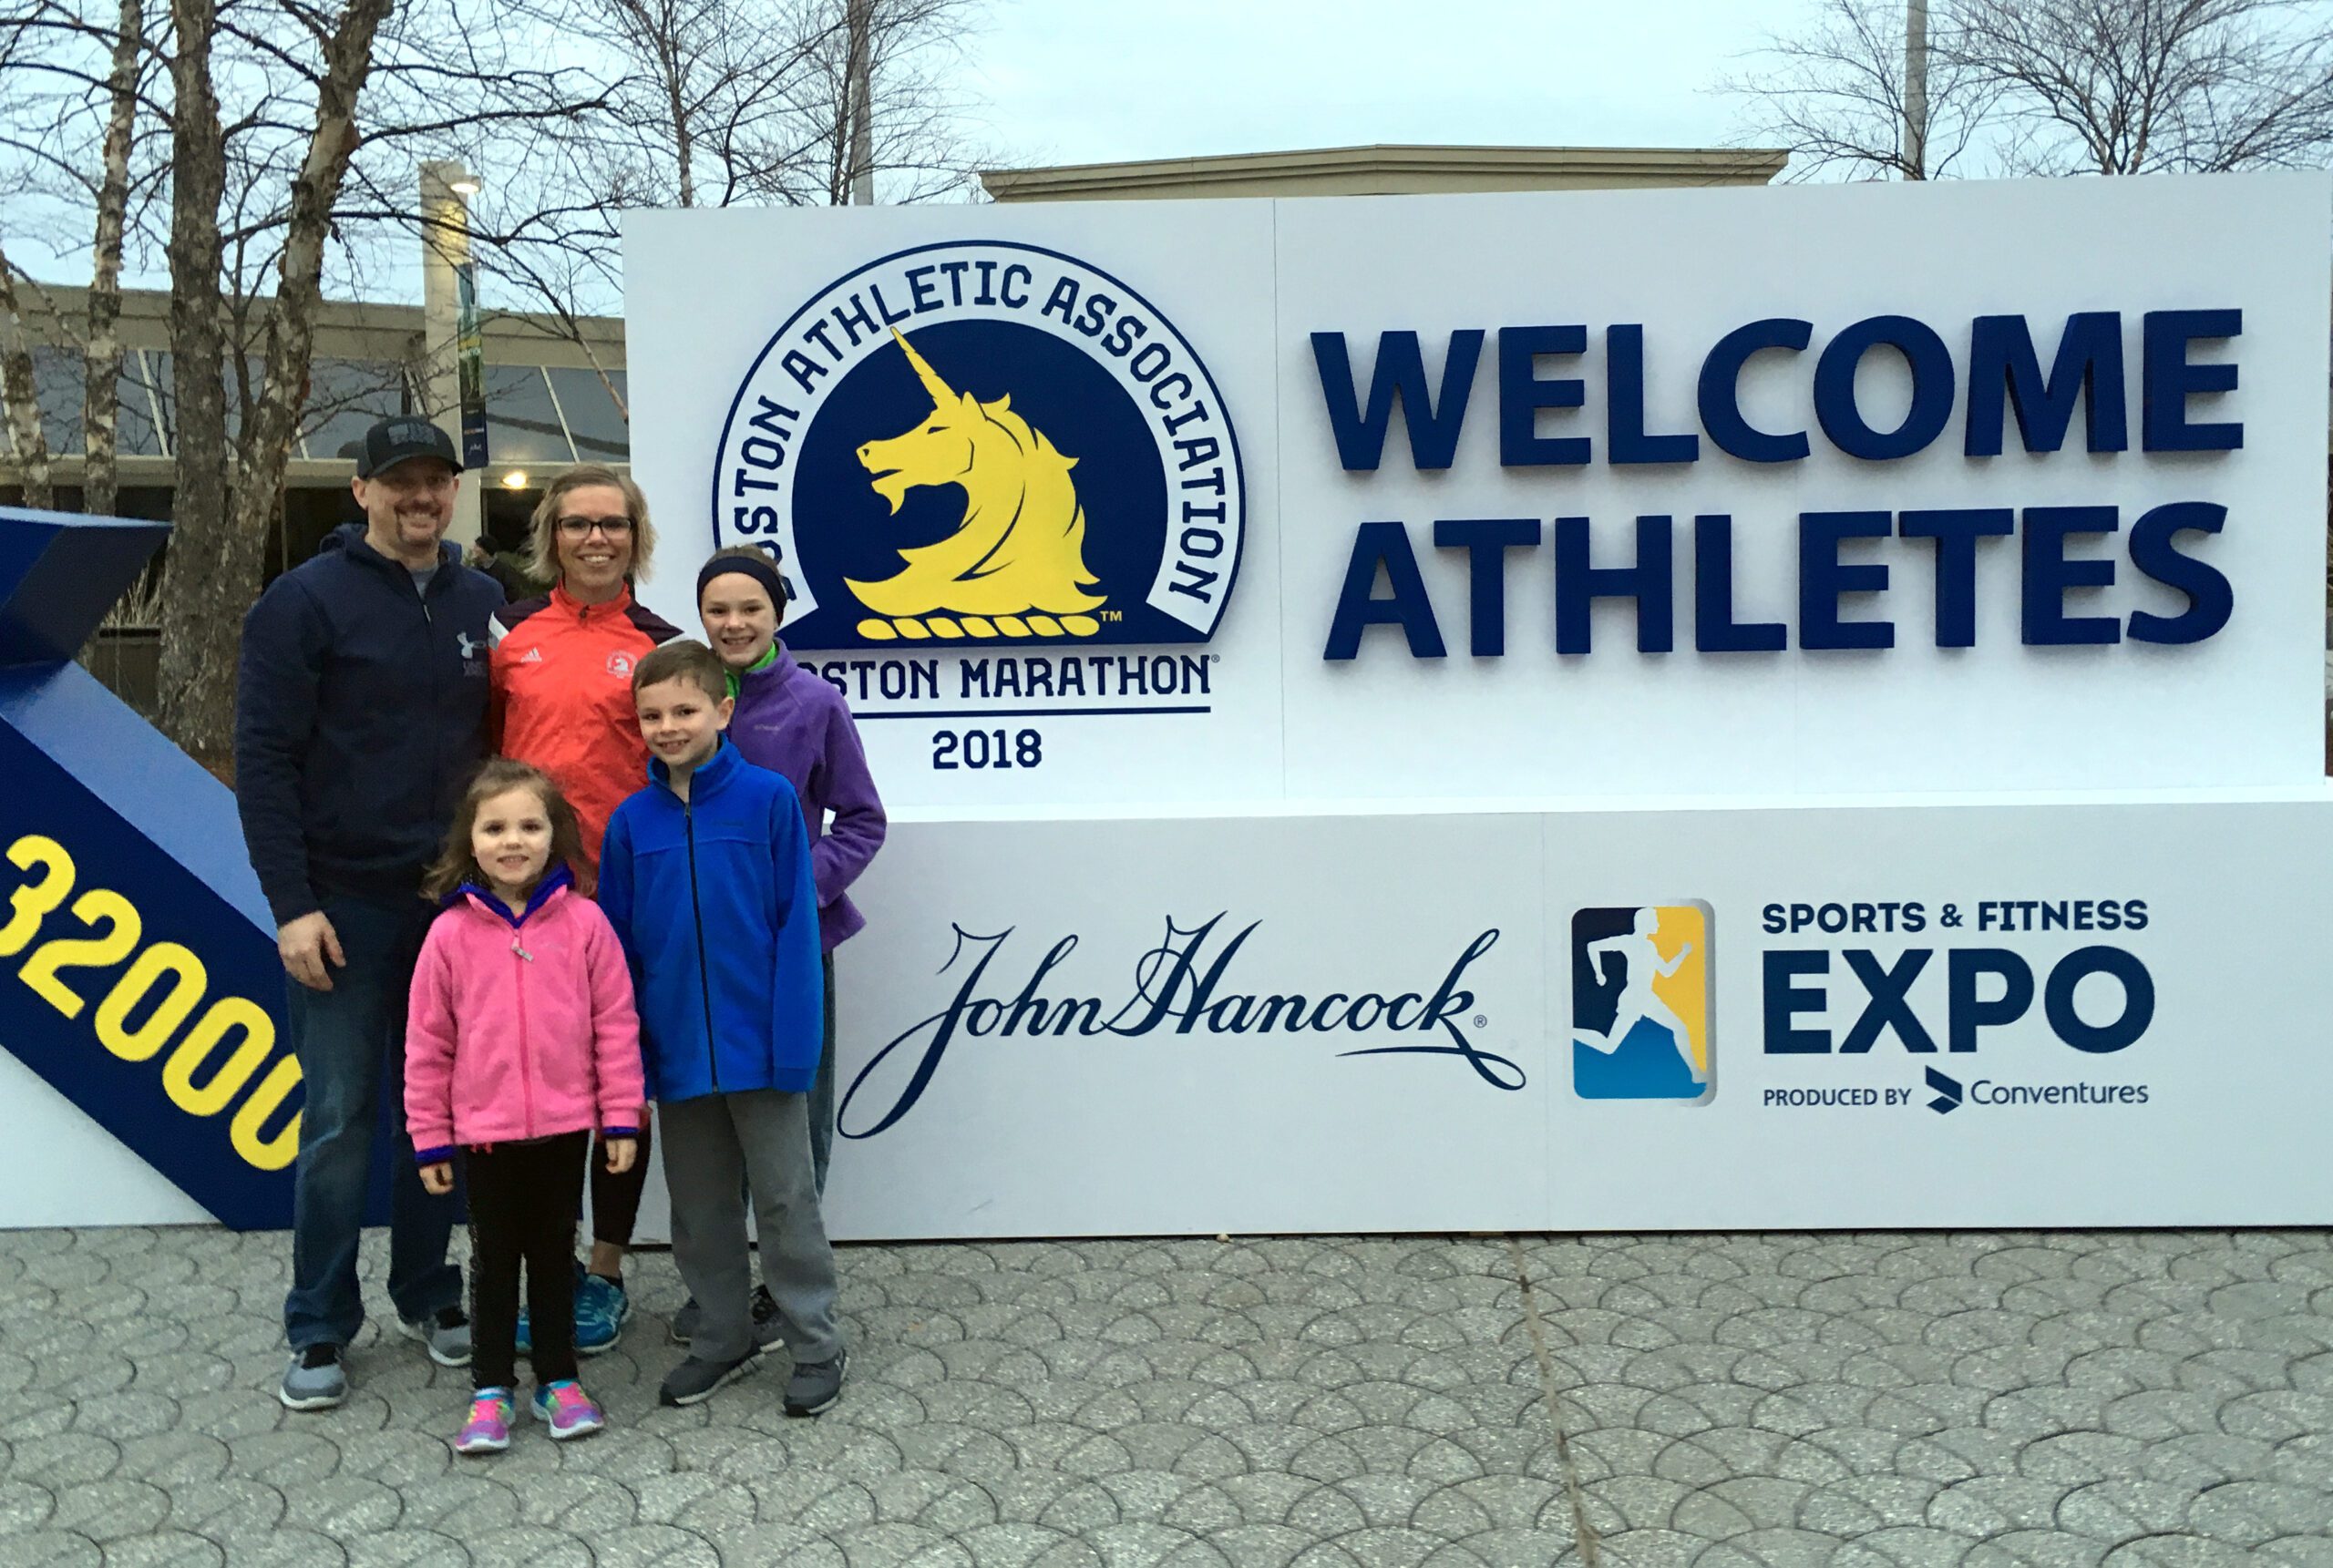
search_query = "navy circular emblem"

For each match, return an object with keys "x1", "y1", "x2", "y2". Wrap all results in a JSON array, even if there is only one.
[{"x1": 712, "y1": 241, "x2": 1244, "y2": 650}]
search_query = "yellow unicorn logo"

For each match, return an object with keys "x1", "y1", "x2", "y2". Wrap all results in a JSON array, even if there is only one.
[{"x1": 848, "y1": 328, "x2": 1105, "y2": 641}]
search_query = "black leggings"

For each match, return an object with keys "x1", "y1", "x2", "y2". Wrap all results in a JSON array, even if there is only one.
[
  {"x1": 589, "y1": 1115, "x2": 653, "y2": 1250},
  {"x1": 465, "y1": 1131, "x2": 589, "y2": 1389}
]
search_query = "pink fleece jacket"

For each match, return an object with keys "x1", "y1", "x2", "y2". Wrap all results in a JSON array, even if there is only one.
[{"x1": 405, "y1": 879, "x2": 646, "y2": 1161}]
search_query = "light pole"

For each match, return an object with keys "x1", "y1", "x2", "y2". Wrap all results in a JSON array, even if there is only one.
[
  {"x1": 419, "y1": 159, "x2": 484, "y2": 548},
  {"x1": 1904, "y1": 0, "x2": 1929, "y2": 179},
  {"x1": 848, "y1": 0, "x2": 874, "y2": 204}
]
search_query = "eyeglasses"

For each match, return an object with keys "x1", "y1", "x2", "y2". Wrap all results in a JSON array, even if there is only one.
[{"x1": 555, "y1": 515, "x2": 634, "y2": 538}]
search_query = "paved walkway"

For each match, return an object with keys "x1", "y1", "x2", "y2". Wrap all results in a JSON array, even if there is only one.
[{"x1": 0, "y1": 1227, "x2": 2328, "y2": 1566}]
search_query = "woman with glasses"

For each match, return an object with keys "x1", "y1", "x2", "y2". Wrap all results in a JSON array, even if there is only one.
[{"x1": 486, "y1": 463, "x2": 681, "y2": 1356}]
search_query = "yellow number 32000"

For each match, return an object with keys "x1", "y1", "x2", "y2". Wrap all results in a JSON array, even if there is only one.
[{"x1": 3, "y1": 834, "x2": 302, "y2": 1170}]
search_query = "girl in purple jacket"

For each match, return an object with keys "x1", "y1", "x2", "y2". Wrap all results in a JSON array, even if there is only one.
[
  {"x1": 696, "y1": 548, "x2": 887, "y2": 1196},
  {"x1": 406, "y1": 759, "x2": 646, "y2": 1455}
]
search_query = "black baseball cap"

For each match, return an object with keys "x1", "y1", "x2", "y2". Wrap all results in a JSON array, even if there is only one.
[{"x1": 355, "y1": 416, "x2": 463, "y2": 478}]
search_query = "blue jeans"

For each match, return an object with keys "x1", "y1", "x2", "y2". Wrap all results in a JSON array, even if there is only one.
[{"x1": 282, "y1": 893, "x2": 462, "y2": 1349}]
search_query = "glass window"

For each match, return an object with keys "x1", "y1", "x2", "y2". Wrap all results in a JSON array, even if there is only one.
[
  {"x1": 19, "y1": 346, "x2": 167, "y2": 457},
  {"x1": 481, "y1": 363, "x2": 571, "y2": 464},
  {"x1": 545, "y1": 365, "x2": 630, "y2": 462},
  {"x1": 116, "y1": 351, "x2": 166, "y2": 457},
  {"x1": 149, "y1": 354, "x2": 267, "y2": 448},
  {"x1": 32, "y1": 345, "x2": 84, "y2": 454},
  {"x1": 300, "y1": 358, "x2": 412, "y2": 461},
  {"x1": 146, "y1": 350, "x2": 177, "y2": 453}
]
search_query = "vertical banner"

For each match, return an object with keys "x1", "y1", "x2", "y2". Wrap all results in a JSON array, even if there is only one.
[{"x1": 455, "y1": 261, "x2": 488, "y2": 470}]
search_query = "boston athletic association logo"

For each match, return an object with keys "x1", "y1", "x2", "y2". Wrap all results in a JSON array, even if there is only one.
[{"x1": 713, "y1": 241, "x2": 1245, "y2": 651}]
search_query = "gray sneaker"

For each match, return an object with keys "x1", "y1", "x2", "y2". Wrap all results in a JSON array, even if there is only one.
[
  {"x1": 784, "y1": 1347, "x2": 847, "y2": 1417},
  {"x1": 279, "y1": 1344, "x2": 347, "y2": 1410},
  {"x1": 397, "y1": 1307, "x2": 472, "y2": 1368},
  {"x1": 658, "y1": 1351, "x2": 760, "y2": 1407},
  {"x1": 669, "y1": 1286, "x2": 780, "y2": 1348}
]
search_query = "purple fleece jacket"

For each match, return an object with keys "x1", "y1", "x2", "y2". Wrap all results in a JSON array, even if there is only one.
[{"x1": 727, "y1": 644, "x2": 887, "y2": 951}]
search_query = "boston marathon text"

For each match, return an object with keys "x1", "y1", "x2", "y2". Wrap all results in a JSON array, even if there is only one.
[
  {"x1": 1314, "y1": 312, "x2": 2243, "y2": 660},
  {"x1": 810, "y1": 653, "x2": 1214, "y2": 704}
]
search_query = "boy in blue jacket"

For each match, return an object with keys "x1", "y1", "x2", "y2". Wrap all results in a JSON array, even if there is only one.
[{"x1": 596, "y1": 640, "x2": 847, "y2": 1414}]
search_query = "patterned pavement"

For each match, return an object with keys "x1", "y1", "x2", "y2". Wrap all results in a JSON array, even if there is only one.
[{"x1": 0, "y1": 1226, "x2": 2328, "y2": 1566}]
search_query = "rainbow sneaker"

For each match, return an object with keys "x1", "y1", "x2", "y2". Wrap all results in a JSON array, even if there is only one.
[
  {"x1": 454, "y1": 1389, "x2": 513, "y2": 1455},
  {"x1": 531, "y1": 1379, "x2": 605, "y2": 1440}
]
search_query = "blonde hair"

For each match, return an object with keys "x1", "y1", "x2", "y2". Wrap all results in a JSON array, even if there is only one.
[
  {"x1": 422, "y1": 758, "x2": 591, "y2": 901},
  {"x1": 528, "y1": 465, "x2": 658, "y2": 585}
]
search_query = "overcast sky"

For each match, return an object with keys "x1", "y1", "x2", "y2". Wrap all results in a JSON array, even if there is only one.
[
  {"x1": 15, "y1": 2, "x2": 1824, "y2": 296},
  {"x1": 956, "y1": 0, "x2": 1824, "y2": 174}
]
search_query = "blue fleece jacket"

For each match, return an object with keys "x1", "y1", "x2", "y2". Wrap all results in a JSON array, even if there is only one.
[
  {"x1": 233, "y1": 525, "x2": 501, "y2": 924},
  {"x1": 595, "y1": 738, "x2": 825, "y2": 1103}
]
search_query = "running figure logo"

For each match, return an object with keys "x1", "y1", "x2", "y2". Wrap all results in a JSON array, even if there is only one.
[
  {"x1": 848, "y1": 328, "x2": 1105, "y2": 643},
  {"x1": 1571, "y1": 904, "x2": 1713, "y2": 1102}
]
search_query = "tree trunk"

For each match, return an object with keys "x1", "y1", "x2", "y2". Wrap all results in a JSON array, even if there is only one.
[
  {"x1": 225, "y1": 0, "x2": 392, "y2": 561},
  {"x1": 159, "y1": 0, "x2": 392, "y2": 761},
  {"x1": 158, "y1": 0, "x2": 234, "y2": 757},
  {"x1": 0, "y1": 244, "x2": 56, "y2": 510},
  {"x1": 82, "y1": 0, "x2": 146, "y2": 523}
]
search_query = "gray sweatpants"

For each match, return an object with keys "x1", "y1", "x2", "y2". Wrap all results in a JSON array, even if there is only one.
[{"x1": 659, "y1": 1090, "x2": 843, "y2": 1366}]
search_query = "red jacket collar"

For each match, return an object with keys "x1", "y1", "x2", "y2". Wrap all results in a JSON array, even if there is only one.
[{"x1": 550, "y1": 580, "x2": 634, "y2": 620}]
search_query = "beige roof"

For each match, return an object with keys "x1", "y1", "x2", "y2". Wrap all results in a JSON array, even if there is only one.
[{"x1": 981, "y1": 143, "x2": 1789, "y2": 202}]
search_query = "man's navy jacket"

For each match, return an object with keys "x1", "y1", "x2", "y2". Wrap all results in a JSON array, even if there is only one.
[{"x1": 234, "y1": 524, "x2": 502, "y2": 925}]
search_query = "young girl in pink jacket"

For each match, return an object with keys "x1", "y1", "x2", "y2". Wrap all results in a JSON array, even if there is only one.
[{"x1": 406, "y1": 758, "x2": 646, "y2": 1454}]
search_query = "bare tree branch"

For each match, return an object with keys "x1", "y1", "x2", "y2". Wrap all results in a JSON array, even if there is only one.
[
  {"x1": 1950, "y1": 0, "x2": 2333, "y2": 174},
  {"x1": 1725, "y1": 0, "x2": 2333, "y2": 180},
  {"x1": 1721, "y1": 0, "x2": 2007, "y2": 179}
]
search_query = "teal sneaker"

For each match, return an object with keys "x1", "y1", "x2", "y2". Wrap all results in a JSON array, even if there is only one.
[{"x1": 574, "y1": 1268, "x2": 627, "y2": 1357}]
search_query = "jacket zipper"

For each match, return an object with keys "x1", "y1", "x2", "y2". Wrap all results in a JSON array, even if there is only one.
[
  {"x1": 427, "y1": 584, "x2": 440, "y2": 832},
  {"x1": 683, "y1": 794, "x2": 720, "y2": 1091},
  {"x1": 416, "y1": 562, "x2": 444, "y2": 835},
  {"x1": 512, "y1": 924, "x2": 536, "y2": 1136}
]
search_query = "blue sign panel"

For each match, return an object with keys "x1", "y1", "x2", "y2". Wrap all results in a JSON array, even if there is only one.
[{"x1": 1, "y1": 507, "x2": 304, "y2": 1229}]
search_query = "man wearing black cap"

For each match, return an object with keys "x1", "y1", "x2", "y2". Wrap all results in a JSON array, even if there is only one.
[{"x1": 235, "y1": 415, "x2": 503, "y2": 1410}]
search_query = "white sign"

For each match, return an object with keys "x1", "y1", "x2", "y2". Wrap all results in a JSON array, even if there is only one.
[
  {"x1": 792, "y1": 792, "x2": 2333, "y2": 1238},
  {"x1": 625, "y1": 176, "x2": 2331, "y2": 807},
  {"x1": 16, "y1": 787, "x2": 2330, "y2": 1235},
  {"x1": 25, "y1": 179, "x2": 2328, "y2": 1235}
]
